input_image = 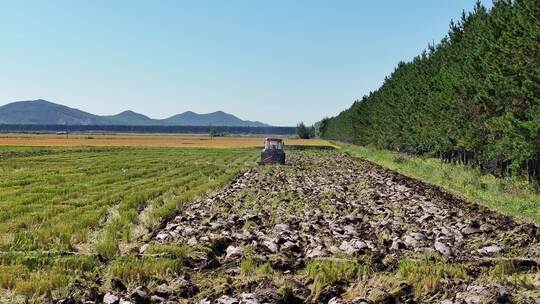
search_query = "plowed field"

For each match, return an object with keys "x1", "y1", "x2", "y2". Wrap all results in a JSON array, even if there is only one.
[{"x1": 63, "y1": 151, "x2": 539, "y2": 304}]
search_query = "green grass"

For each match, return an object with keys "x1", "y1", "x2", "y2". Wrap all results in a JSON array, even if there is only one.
[
  {"x1": 0, "y1": 146, "x2": 257, "y2": 300},
  {"x1": 106, "y1": 255, "x2": 183, "y2": 286},
  {"x1": 305, "y1": 258, "x2": 368, "y2": 300},
  {"x1": 339, "y1": 143, "x2": 540, "y2": 224},
  {"x1": 0, "y1": 252, "x2": 101, "y2": 300},
  {"x1": 240, "y1": 258, "x2": 274, "y2": 278},
  {"x1": 145, "y1": 243, "x2": 208, "y2": 261},
  {"x1": 396, "y1": 258, "x2": 468, "y2": 297},
  {"x1": 342, "y1": 257, "x2": 468, "y2": 301},
  {"x1": 480, "y1": 259, "x2": 538, "y2": 290}
]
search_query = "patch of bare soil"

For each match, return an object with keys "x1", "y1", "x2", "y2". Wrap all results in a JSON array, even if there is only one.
[{"x1": 68, "y1": 151, "x2": 540, "y2": 304}]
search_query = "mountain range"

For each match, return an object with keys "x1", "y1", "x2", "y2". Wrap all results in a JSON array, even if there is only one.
[{"x1": 0, "y1": 100, "x2": 269, "y2": 127}]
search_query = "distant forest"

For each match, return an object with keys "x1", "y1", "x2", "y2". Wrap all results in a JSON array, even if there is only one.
[
  {"x1": 0, "y1": 124, "x2": 296, "y2": 135},
  {"x1": 319, "y1": 0, "x2": 539, "y2": 183}
]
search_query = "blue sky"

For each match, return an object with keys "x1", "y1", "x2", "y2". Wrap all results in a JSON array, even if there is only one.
[{"x1": 0, "y1": 1, "x2": 490, "y2": 126}]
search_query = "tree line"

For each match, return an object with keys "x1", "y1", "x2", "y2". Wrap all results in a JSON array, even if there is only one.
[
  {"x1": 0, "y1": 124, "x2": 296, "y2": 135},
  {"x1": 319, "y1": 0, "x2": 539, "y2": 183}
]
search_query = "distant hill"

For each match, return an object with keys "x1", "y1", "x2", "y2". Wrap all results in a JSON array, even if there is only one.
[
  {"x1": 102, "y1": 110, "x2": 156, "y2": 125},
  {"x1": 0, "y1": 100, "x2": 269, "y2": 127},
  {"x1": 162, "y1": 110, "x2": 267, "y2": 127},
  {"x1": 0, "y1": 100, "x2": 111, "y2": 125}
]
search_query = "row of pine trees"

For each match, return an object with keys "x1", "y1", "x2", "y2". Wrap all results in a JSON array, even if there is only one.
[{"x1": 319, "y1": 0, "x2": 540, "y2": 183}]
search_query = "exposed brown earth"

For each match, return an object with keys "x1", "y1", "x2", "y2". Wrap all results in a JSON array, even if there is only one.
[{"x1": 66, "y1": 151, "x2": 540, "y2": 304}]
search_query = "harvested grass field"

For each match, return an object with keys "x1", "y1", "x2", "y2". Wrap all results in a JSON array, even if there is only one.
[
  {"x1": 0, "y1": 134, "x2": 335, "y2": 148},
  {"x1": 0, "y1": 146, "x2": 257, "y2": 302}
]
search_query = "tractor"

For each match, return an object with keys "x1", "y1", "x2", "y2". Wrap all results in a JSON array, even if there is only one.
[{"x1": 259, "y1": 138, "x2": 285, "y2": 165}]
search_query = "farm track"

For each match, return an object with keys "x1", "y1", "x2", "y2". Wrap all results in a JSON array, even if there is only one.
[{"x1": 72, "y1": 151, "x2": 539, "y2": 304}]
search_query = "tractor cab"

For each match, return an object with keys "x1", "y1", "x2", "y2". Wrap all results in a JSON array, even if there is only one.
[{"x1": 260, "y1": 138, "x2": 285, "y2": 165}]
